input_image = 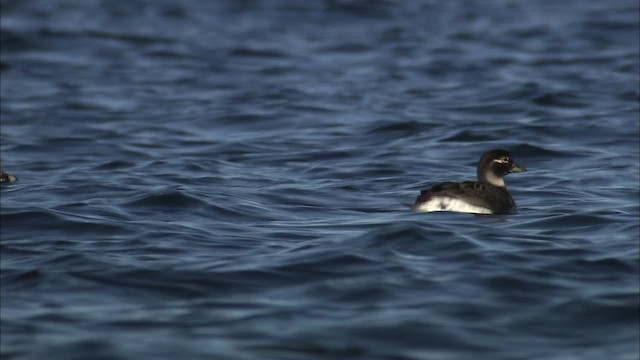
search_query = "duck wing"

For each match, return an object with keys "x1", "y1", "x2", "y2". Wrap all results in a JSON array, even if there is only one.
[{"x1": 413, "y1": 181, "x2": 515, "y2": 214}]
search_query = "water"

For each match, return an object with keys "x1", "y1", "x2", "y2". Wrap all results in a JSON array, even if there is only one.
[{"x1": 1, "y1": 1, "x2": 638, "y2": 359}]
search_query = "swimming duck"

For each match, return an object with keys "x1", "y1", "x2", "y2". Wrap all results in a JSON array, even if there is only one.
[
  {"x1": 412, "y1": 149, "x2": 526, "y2": 215},
  {"x1": 1, "y1": 168, "x2": 17, "y2": 184}
]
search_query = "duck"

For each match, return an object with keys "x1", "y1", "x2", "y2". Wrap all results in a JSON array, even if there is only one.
[
  {"x1": 1, "y1": 168, "x2": 17, "y2": 184},
  {"x1": 412, "y1": 149, "x2": 526, "y2": 215}
]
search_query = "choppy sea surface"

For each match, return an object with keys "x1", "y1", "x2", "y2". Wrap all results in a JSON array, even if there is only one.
[{"x1": 1, "y1": 1, "x2": 639, "y2": 359}]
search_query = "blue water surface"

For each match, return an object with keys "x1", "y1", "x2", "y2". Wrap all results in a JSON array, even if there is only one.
[{"x1": 1, "y1": 1, "x2": 639, "y2": 359}]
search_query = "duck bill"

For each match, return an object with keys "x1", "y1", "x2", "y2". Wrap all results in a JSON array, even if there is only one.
[{"x1": 510, "y1": 163, "x2": 527, "y2": 173}]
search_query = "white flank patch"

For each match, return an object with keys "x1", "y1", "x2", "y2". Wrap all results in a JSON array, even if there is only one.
[{"x1": 413, "y1": 196, "x2": 492, "y2": 214}]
